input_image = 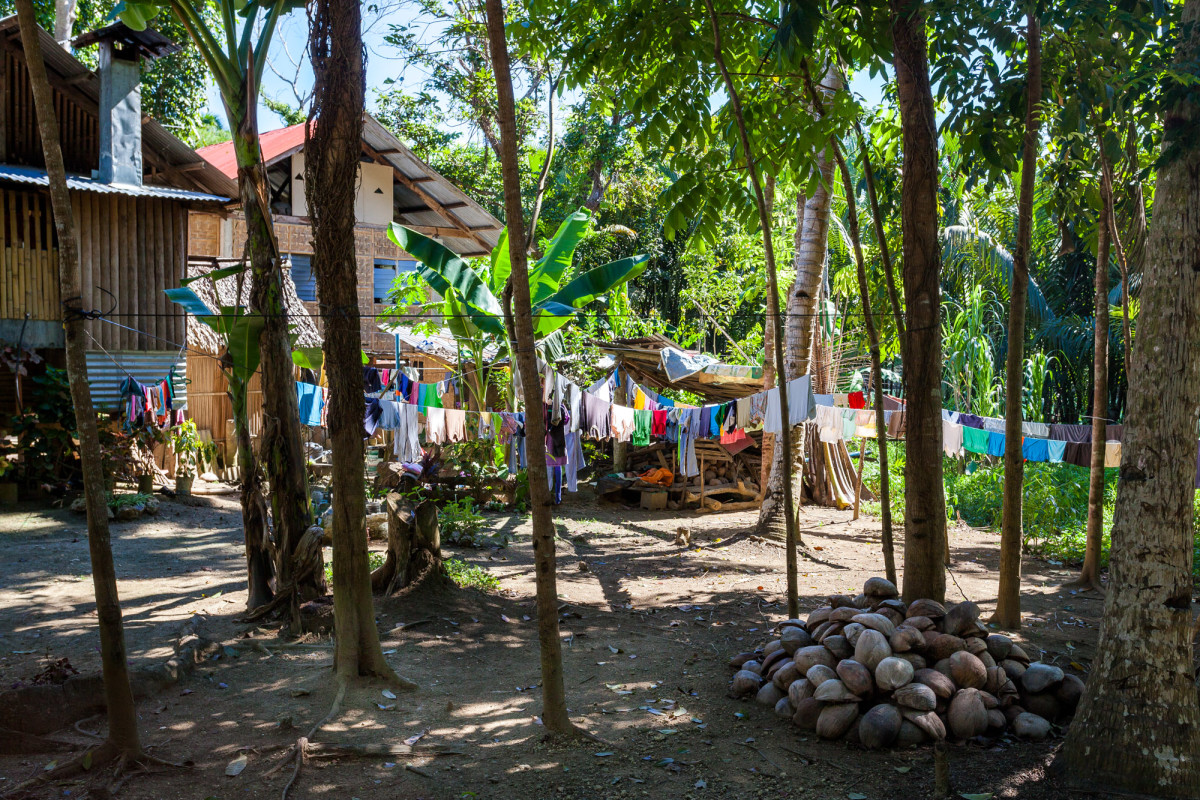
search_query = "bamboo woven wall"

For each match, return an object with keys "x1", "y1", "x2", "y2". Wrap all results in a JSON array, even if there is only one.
[
  {"x1": 0, "y1": 188, "x2": 59, "y2": 322},
  {"x1": 74, "y1": 192, "x2": 189, "y2": 351},
  {"x1": 186, "y1": 351, "x2": 264, "y2": 463}
]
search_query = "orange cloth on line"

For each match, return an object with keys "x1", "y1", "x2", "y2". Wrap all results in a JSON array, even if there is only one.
[{"x1": 638, "y1": 467, "x2": 674, "y2": 487}]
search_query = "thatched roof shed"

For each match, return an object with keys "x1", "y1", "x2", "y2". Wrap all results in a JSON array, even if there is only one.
[{"x1": 184, "y1": 258, "x2": 322, "y2": 355}]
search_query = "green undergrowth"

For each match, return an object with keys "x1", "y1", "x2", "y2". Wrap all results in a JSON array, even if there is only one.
[
  {"x1": 858, "y1": 441, "x2": 1200, "y2": 578},
  {"x1": 443, "y1": 557, "x2": 500, "y2": 590},
  {"x1": 322, "y1": 552, "x2": 500, "y2": 590}
]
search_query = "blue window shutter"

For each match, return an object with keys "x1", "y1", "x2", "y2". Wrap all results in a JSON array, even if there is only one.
[
  {"x1": 289, "y1": 254, "x2": 317, "y2": 302},
  {"x1": 373, "y1": 259, "x2": 417, "y2": 302}
]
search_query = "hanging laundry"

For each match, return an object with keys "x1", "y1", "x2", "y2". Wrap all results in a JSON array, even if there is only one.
[
  {"x1": 816, "y1": 405, "x2": 842, "y2": 443},
  {"x1": 986, "y1": 431, "x2": 1007, "y2": 457},
  {"x1": 763, "y1": 388, "x2": 783, "y2": 434},
  {"x1": 583, "y1": 394, "x2": 611, "y2": 440},
  {"x1": 1049, "y1": 423, "x2": 1091, "y2": 443},
  {"x1": 841, "y1": 408, "x2": 857, "y2": 441},
  {"x1": 942, "y1": 419, "x2": 963, "y2": 457},
  {"x1": 1105, "y1": 424, "x2": 1124, "y2": 442},
  {"x1": 814, "y1": 394, "x2": 835, "y2": 407},
  {"x1": 296, "y1": 382, "x2": 324, "y2": 427},
  {"x1": 962, "y1": 425, "x2": 990, "y2": 454},
  {"x1": 982, "y1": 417, "x2": 1006, "y2": 434},
  {"x1": 363, "y1": 367, "x2": 383, "y2": 393},
  {"x1": 883, "y1": 395, "x2": 905, "y2": 411},
  {"x1": 425, "y1": 407, "x2": 447, "y2": 445},
  {"x1": 364, "y1": 399, "x2": 384, "y2": 437},
  {"x1": 632, "y1": 409, "x2": 652, "y2": 446},
  {"x1": 833, "y1": 392, "x2": 849, "y2": 407},
  {"x1": 848, "y1": 391, "x2": 866, "y2": 409},
  {"x1": 1022, "y1": 438, "x2": 1049, "y2": 462},
  {"x1": 1021, "y1": 421, "x2": 1050, "y2": 439},
  {"x1": 1047, "y1": 440, "x2": 1066, "y2": 463},
  {"x1": 957, "y1": 413, "x2": 985, "y2": 429},
  {"x1": 395, "y1": 404, "x2": 421, "y2": 462},
  {"x1": 563, "y1": 431, "x2": 586, "y2": 492},
  {"x1": 611, "y1": 405, "x2": 635, "y2": 442},
  {"x1": 1063, "y1": 441, "x2": 1092, "y2": 468},
  {"x1": 567, "y1": 383, "x2": 582, "y2": 433},
  {"x1": 651, "y1": 409, "x2": 668, "y2": 437},
  {"x1": 787, "y1": 375, "x2": 816, "y2": 425},
  {"x1": 380, "y1": 398, "x2": 406, "y2": 429},
  {"x1": 855, "y1": 409, "x2": 877, "y2": 438},
  {"x1": 886, "y1": 410, "x2": 906, "y2": 438},
  {"x1": 445, "y1": 409, "x2": 467, "y2": 443},
  {"x1": 1104, "y1": 441, "x2": 1122, "y2": 468}
]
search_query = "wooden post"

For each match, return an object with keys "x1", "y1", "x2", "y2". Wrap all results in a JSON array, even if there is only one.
[{"x1": 852, "y1": 435, "x2": 866, "y2": 520}]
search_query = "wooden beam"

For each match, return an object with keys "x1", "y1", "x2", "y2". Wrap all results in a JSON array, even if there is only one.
[{"x1": 360, "y1": 139, "x2": 495, "y2": 252}]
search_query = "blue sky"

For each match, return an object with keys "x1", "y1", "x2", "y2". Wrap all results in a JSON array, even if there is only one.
[{"x1": 208, "y1": 6, "x2": 888, "y2": 137}]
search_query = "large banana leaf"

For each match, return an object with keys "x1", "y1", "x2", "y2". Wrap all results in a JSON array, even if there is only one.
[
  {"x1": 529, "y1": 209, "x2": 592, "y2": 305},
  {"x1": 490, "y1": 228, "x2": 511, "y2": 296},
  {"x1": 533, "y1": 254, "x2": 650, "y2": 337},
  {"x1": 388, "y1": 224, "x2": 506, "y2": 337}
]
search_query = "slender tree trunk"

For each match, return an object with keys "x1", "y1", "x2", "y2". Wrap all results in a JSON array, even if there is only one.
[
  {"x1": 832, "y1": 142, "x2": 896, "y2": 585},
  {"x1": 1106, "y1": 146, "x2": 1134, "y2": 380},
  {"x1": 1075, "y1": 146, "x2": 1112, "y2": 591},
  {"x1": 703, "y1": 0, "x2": 799, "y2": 617},
  {"x1": 857, "y1": 123, "x2": 905, "y2": 347},
  {"x1": 307, "y1": 0, "x2": 413, "y2": 688},
  {"x1": 1062, "y1": 3, "x2": 1200, "y2": 786},
  {"x1": 994, "y1": 12, "x2": 1041, "y2": 629},
  {"x1": 758, "y1": 316, "x2": 775, "y2": 500},
  {"x1": 232, "y1": 379, "x2": 274, "y2": 609},
  {"x1": 227, "y1": 118, "x2": 321, "y2": 616},
  {"x1": 483, "y1": 0, "x2": 575, "y2": 734},
  {"x1": 757, "y1": 67, "x2": 841, "y2": 538},
  {"x1": 891, "y1": 0, "x2": 946, "y2": 602},
  {"x1": 16, "y1": 0, "x2": 142, "y2": 761}
]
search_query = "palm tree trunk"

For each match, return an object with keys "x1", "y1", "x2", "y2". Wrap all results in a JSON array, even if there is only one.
[
  {"x1": 757, "y1": 65, "x2": 841, "y2": 539},
  {"x1": 15, "y1": 0, "x2": 142, "y2": 762},
  {"x1": 308, "y1": 0, "x2": 414, "y2": 688},
  {"x1": 892, "y1": 0, "x2": 947, "y2": 603},
  {"x1": 1075, "y1": 143, "x2": 1112, "y2": 591},
  {"x1": 994, "y1": 12, "x2": 1041, "y2": 629},
  {"x1": 484, "y1": 0, "x2": 575, "y2": 735},
  {"x1": 227, "y1": 120, "x2": 320, "y2": 616},
  {"x1": 1062, "y1": 3, "x2": 1200, "y2": 786}
]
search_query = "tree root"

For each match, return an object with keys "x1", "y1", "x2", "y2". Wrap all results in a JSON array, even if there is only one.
[
  {"x1": 280, "y1": 681, "x2": 347, "y2": 800},
  {"x1": 0, "y1": 740, "x2": 188, "y2": 800}
]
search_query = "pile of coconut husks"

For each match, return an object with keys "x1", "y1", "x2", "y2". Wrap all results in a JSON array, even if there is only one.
[{"x1": 728, "y1": 578, "x2": 1083, "y2": 748}]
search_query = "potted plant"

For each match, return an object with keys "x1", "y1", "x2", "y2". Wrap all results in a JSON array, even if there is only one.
[
  {"x1": 169, "y1": 420, "x2": 215, "y2": 496},
  {"x1": 132, "y1": 426, "x2": 166, "y2": 494}
]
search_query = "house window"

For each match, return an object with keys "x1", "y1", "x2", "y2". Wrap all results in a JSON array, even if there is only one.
[
  {"x1": 288, "y1": 254, "x2": 317, "y2": 302},
  {"x1": 374, "y1": 258, "x2": 417, "y2": 304}
]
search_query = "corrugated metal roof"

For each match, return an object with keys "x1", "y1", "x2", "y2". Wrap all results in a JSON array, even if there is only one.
[
  {"x1": 0, "y1": 164, "x2": 229, "y2": 202},
  {"x1": 379, "y1": 323, "x2": 499, "y2": 364},
  {"x1": 0, "y1": 16, "x2": 239, "y2": 200},
  {"x1": 85, "y1": 350, "x2": 187, "y2": 410},
  {"x1": 197, "y1": 123, "x2": 307, "y2": 181}
]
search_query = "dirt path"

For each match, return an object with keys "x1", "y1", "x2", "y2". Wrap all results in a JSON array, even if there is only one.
[{"x1": 0, "y1": 490, "x2": 1111, "y2": 799}]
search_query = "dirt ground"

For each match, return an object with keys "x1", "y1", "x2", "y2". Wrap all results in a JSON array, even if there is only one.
[{"x1": 0, "y1": 483, "x2": 1129, "y2": 800}]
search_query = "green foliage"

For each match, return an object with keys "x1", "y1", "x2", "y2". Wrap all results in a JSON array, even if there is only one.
[
  {"x1": 4, "y1": 367, "x2": 77, "y2": 489},
  {"x1": 106, "y1": 491, "x2": 154, "y2": 510},
  {"x1": 187, "y1": 113, "x2": 233, "y2": 148},
  {"x1": 443, "y1": 557, "x2": 500, "y2": 590},
  {"x1": 262, "y1": 96, "x2": 306, "y2": 127},
  {"x1": 373, "y1": 87, "x2": 460, "y2": 160},
  {"x1": 169, "y1": 419, "x2": 215, "y2": 478},
  {"x1": 438, "y1": 497, "x2": 511, "y2": 548},
  {"x1": 324, "y1": 551, "x2": 387, "y2": 586}
]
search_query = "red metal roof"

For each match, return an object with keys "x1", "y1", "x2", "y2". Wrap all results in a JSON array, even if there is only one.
[{"x1": 196, "y1": 122, "x2": 308, "y2": 180}]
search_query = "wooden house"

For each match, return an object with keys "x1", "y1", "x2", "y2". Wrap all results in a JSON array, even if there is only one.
[
  {"x1": 189, "y1": 115, "x2": 503, "y2": 381},
  {"x1": 0, "y1": 18, "x2": 236, "y2": 413}
]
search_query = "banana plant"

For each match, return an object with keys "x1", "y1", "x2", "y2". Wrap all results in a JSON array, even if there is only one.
[{"x1": 385, "y1": 208, "x2": 649, "y2": 410}]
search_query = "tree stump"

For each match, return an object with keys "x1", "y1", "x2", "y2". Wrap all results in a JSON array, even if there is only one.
[{"x1": 371, "y1": 492, "x2": 442, "y2": 595}]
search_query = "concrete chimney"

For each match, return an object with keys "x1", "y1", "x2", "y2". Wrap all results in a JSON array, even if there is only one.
[{"x1": 72, "y1": 23, "x2": 179, "y2": 187}]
